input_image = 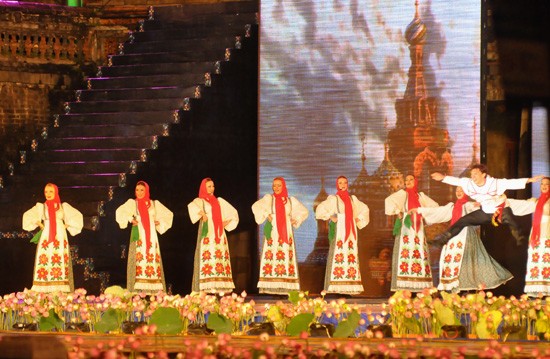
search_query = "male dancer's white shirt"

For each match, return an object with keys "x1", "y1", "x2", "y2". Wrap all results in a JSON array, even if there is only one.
[{"x1": 442, "y1": 175, "x2": 528, "y2": 214}]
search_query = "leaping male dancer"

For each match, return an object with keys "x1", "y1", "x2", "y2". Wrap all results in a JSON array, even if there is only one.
[{"x1": 429, "y1": 164, "x2": 543, "y2": 247}]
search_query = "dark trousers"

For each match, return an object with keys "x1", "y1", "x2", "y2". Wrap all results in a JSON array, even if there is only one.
[{"x1": 447, "y1": 207, "x2": 523, "y2": 240}]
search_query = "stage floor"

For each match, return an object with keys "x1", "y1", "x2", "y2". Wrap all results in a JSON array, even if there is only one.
[{"x1": 1, "y1": 331, "x2": 549, "y2": 358}]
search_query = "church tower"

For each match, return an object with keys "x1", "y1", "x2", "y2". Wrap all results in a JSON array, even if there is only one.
[{"x1": 386, "y1": 0, "x2": 452, "y2": 202}]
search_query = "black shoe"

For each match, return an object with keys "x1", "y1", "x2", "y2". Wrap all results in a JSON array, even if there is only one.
[{"x1": 428, "y1": 231, "x2": 452, "y2": 248}]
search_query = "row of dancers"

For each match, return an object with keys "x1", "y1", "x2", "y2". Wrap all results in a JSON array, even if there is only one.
[{"x1": 20, "y1": 165, "x2": 549, "y2": 296}]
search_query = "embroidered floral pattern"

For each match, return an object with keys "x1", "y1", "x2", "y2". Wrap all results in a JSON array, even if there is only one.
[
  {"x1": 395, "y1": 216, "x2": 432, "y2": 289},
  {"x1": 325, "y1": 212, "x2": 364, "y2": 293},
  {"x1": 262, "y1": 263, "x2": 273, "y2": 275},
  {"x1": 333, "y1": 266, "x2": 344, "y2": 279},
  {"x1": 134, "y1": 230, "x2": 163, "y2": 286},
  {"x1": 274, "y1": 264, "x2": 286, "y2": 276},
  {"x1": 33, "y1": 218, "x2": 72, "y2": 287},
  {"x1": 525, "y1": 215, "x2": 550, "y2": 294},
  {"x1": 197, "y1": 213, "x2": 234, "y2": 290},
  {"x1": 439, "y1": 236, "x2": 465, "y2": 287},
  {"x1": 39, "y1": 254, "x2": 48, "y2": 265},
  {"x1": 257, "y1": 198, "x2": 302, "y2": 293}
]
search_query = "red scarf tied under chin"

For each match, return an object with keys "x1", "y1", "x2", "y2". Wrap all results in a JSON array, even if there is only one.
[
  {"x1": 451, "y1": 194, "x2": 470, "y2": 226},
  {"x1": 199, "y1": 178, "x2": 223, "y2": 244},
  {"x1": 336, "y1": 178, "x2": 356, "y2": 241},
  {"x1": 45, "y1": 183, "x2": 61, "y2": 246},
  {"x1": 136, "y1": 181, "x2": 152, "y2": 255},
  {"x1": 273, "y1": 177, "x2": 289, "y2": 244},
  {"x1": 405, "y1": 178, "x2": 422, "y2": 232},
  {"x1": 531, "y1": 191, "x2": 550, "y2": 247}
]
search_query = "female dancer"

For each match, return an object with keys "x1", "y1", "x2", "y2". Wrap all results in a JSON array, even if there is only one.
[
  {"x1": 315, "y1": 176, "x2": 369, "y2": 295},
  {"x1": 22, "y1": 183, "x2": 83, "y2": 292},
  {"x1": 385, "y1": 174, "x2": 438, "y2": 291},
  {"x1": 116, "y1": 181, "x2": 173, "y2": 293},
  {"x1": 509, "y1": 177, "x2": 550, "y2": 295},
  {"x1": 252, "y1": 177, "x2": 309, "y2": 294},
  {"x1": 188, "y1": 178, "x2": 239, "y2": 293}
]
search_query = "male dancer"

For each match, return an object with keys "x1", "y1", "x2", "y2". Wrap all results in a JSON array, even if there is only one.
[{"x1": 429, "y1": 164, "x2": 543, "y2": 247}]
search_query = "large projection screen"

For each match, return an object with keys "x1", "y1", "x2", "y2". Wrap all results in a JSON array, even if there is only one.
[{"x1": 259, "y1": 0, "x2": 480, "y2": 296}]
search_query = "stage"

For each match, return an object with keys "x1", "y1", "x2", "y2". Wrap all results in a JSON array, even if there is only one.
[
  {"x1": 1, "y1": 328, "x2": 549, "y2": 358},
  {"x1": 0, "y1": 290, "x2": 549, "y2": 358}
]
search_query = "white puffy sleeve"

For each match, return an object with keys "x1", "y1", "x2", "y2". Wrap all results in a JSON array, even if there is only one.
[
  {"x1": 115, "y1": 199, "x2": 136, "y2": 229},
  {"x1": 289, "y1": 196, "x2": 309, "y2": 228},
  {"x1": 352, "y1": 196, "x2": 369, "y2": 229},
  {"x1": 507, "y1": 198, "x2": 537, "y2": 216},
  {"x1": 442, "y1": 176, "x2": 470, "y2": 188},
  {"x1": 251, "y1": 194, "x2": 272, "y2": 224},
  {"x1": 315, "y1": 195, "x2": 336, "y2": 221},
  {"x1": 419, "y1": 192, "x2": 439, "y2": 208},
  {"x1": 154, "y1": 200, "x2": 173, "y2": 235},
  {"x1": 417, "y1": 202, "x2": 453, "y2": 225},
  {"x1": 187, "y1": 198, "x2": 204, "y2": 224},
  {"x1": 384, "y1": 190, "x2": 406, "y2": 215},
  {"x1": 498, "y1": 178, "x2": 529, "y2": 192},
  {"x1": 22, "y1": 203, "x2": 43, "y2": 232},
  {"x1": 62, "y1": 202, "x2": 84, "y2": 236},
  {"x1": 219, "y1": 197, "x2": 239, "y2": 232}
]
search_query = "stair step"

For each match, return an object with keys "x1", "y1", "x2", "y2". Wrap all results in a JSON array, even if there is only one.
[
  {"x1": 51, "y1": 186, "x2": 115, "y2": 202},
  {"x1": 41, "y1": 136, "x2": 156, "y2": 150},
  {"x1": 131, "y1": 20, "x2": 254, "y2": 42},
  {"x1": 30, "y1": 148, "x2": 145, "y2": 162},
  {"x1": 58, "y1": 112, "x2": 177, "y2": 126},
  {"x1": 66, "y1": 98, "x2": 184, "y2": 113},
  {"x1": 0, "y1": 183, "x2": 114, "y2": 208},
  {"x1": 121, "y1": 37, "x2": 237, "y2": 55},
  {"x1": 142, "y1": 13, "x2": 256, "y2": 33},
  {"x1": 99, "y1": 62, "x2": 215, "y2": 77},
  {"x1": 88, "y1": 73, "x2": 205, "y2": 89},
  {"x1": 76, "y1": 86, "x2": 195, "y2": 101},
  {"x1": 53, "y1": 123, "x2": 167, "y2": 137},
  {"x1": 20, "y1": 161, "x2": 133, "y2": 174},
  {"x1": 109, "y1": 49, "x2": 224, "y2": 66},
  {"x1": 152, "y1": 2, "x2": 258, "y2": 21},
  {"x1": 11, "y1": 173, "x2": 122, "y2": 187}
]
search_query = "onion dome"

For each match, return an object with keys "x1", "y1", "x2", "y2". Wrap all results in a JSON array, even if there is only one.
[
  {"x1": 349, "y1": 144, "x2": 370, "y2": 201},
  {"x1": 313, "y1": 177, "x2": 328, "y2": 212},
  {"x1": 405, "y1": 0, "x2": 427, "y2": 46},
  {"x1": 371, "y1": 142, "x2": 403, "y2": 193}
]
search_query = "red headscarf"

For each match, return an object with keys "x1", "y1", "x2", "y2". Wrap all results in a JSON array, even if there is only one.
[
  {"x1": 273, "y1": 177, "x2": 289, "y2": 244},
  {"x1": 336, "y1": 176, "x2": 356, "y2": 241},
  {"x1": 405, "y1": 176, "x2": 422, "y2": 231},
  {"x1": 199, "y1": 178, "x2": 223, "y2": 244},
  {"x1": 451, "y1": 191, "x2": 470, "y2": 226},
  {"x1": 44, "y1": 183, "x2": 61, "y2": 245},
  {"x1": 135, "y1": 181, "x2": 152, "y2": 254},
  {"x1": 531, "y1": 187, "x2": 550, "y2": 247}
]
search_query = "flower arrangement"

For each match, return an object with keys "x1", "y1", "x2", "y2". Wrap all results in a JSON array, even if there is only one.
[
  {"x1": 1, "y1": 287, "x2": 550, "y2": 341},
  {"x1": 207, "y1": 291, "x2": 256, "y2": 334},
  {"x1": 262, "y1": 291, "x2": 362, "y2": 337},
  {"x1": 385, "y1": 289, "x2": 422, "y2": 336},
  {"x1": 534, "y1": 297, "x2": 550, "y2": 340}
]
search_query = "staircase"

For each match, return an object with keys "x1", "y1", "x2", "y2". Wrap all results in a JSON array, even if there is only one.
[{"x1": 0, "y1": 1, "x2": 259, "y2": 294}]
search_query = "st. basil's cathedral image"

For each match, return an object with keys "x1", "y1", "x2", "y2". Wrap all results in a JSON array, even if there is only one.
[{"x1": 306, "y1": 1, "x2": 479, "y2": 297}]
